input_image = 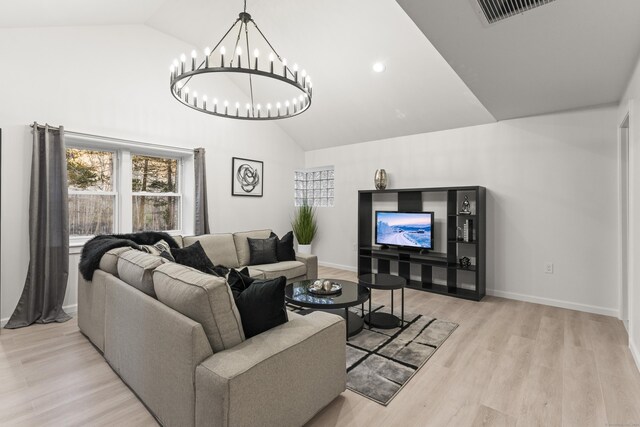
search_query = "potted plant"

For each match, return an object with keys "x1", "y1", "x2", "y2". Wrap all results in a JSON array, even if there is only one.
[{"x1": 292, "y1": 205, "x2": 318, "y2": 254}]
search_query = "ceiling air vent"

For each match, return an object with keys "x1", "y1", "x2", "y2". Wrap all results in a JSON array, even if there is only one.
[{"x1": 477, "y1": 0, "x2": 556, "y2": 24}]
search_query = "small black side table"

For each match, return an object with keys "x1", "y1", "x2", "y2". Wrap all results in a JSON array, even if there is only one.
[{"x1": 359, "y1": 273, "x2": 406, "y2": 329}]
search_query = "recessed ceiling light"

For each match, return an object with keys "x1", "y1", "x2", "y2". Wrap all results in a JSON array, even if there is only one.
[{"x1": 372, "y1": 62, "x2": 386, "y2": 73}]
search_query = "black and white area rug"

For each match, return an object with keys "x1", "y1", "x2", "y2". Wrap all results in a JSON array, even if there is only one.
[{"x1": 287, "y1": 304, "x2": 458, "y2": 406}]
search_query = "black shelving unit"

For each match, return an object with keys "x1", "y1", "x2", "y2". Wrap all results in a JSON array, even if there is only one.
[{"x1": 358, "y1": 186, "x2": 486, "y2": 301}]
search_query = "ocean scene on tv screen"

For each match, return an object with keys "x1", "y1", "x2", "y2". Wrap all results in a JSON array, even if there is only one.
[{"x1": 376, "y1": 212, "x2": 432, "y2": 249}]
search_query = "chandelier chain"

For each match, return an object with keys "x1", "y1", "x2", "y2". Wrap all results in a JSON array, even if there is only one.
[
  {"x1": 243, "y1": 21, "x2": 256, "y2": 116},
  {"x1": 229, "y1": 18, "x2": 244, "y2": 68}
]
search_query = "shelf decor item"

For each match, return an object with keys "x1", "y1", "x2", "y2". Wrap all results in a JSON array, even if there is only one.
[
  {"x1": 374, "y1": 169, "x2": 388, "y2": 190},
  {"x1": 231, "y1": 157, "x2": 263, "y2": 196},
  {"x1": 459, "y1": 195, "x2": 472, "y2": 214},
  {"x1": 459, "y1": 257, "x2": 471, "y2": 269},
  {"x1": 168, "y1": 0, "x2": 312, "y2": 120},
  {"x1": 292, "y1": 204, "x2": 317, "y2": 254},
  {"x1": 456, "y1": 226, "x2": 464, "y2": 241}
]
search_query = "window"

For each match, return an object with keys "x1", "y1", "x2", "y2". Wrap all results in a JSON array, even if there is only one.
[
  {"x1": 67, "y1": 148, "x2": 116, "y2": 236},
  {"x1": 132, "y1": 155, "x2": 181, "y2": 232},
  {"x1": 66, "y1": 135, "x2": 194, "y2": 242},
  {"x1": 294, "y1": 166, "x2": 334, "y2": 207}
]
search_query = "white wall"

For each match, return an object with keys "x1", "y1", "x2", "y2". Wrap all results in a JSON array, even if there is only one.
[
  {"x1": 0, "y1": 25, "x2": 304, "y2": 323},
  {"x1": 618, "y1": 53, "x2": 640, "y2": 370},
  {"x1": 305, "y1": 105, "x2": 619, "y2": 316}
]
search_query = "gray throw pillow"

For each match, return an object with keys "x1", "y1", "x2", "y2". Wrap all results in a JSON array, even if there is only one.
[{"x1": 247, "y1": 236, "x2": 278, "y2": 265}]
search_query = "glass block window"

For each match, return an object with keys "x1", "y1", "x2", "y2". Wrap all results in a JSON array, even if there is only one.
[{"x1": 294, "y1": 166, "x2": 334, "y2": 207}]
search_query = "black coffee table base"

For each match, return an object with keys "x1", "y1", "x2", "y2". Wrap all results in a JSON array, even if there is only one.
[
  {"x1": 299, "y1": 308, "x2": 364, "y2": 338},
  {"x1": 325, "y1": 309, "x2": 364, "y2": 338},
  {"x1": 364, "y1": 312, "x2": 400, "y2": 329}
]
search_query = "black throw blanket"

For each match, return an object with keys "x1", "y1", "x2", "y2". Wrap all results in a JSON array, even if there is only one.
[{"x1": 79, "y1": 232, "x2": 180, "y2": 281}]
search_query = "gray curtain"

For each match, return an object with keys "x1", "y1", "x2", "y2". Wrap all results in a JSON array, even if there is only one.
[
  {"x1": 5, "y1": 123, "x2": 71, "y2": 329},
  {"x1": 194, "y1": 147, "x2": 210, "y2": 235}
]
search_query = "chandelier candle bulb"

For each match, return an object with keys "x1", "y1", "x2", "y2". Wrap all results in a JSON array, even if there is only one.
[
  {"x1": 224, "y1": 100, "x2": 229, "y2": 115},
  {"x1": 246, "y1": 103, "x2": 251, "y2": 117},
  {"x1": 293, "y1": 63, "x2": 298, "y2": 82},
  {"x1": 276, "y1": 102, "x2": 281, "y2": 116},
  {"x1": 193, "y1": 91, "x2": 198, "y2": 107},
  {"x1": 184, "y1": 86, "x2": 189, "y2": 103},
  {"x1": 191, "y1": 50, "x2": 197, "y2": 71},
  {"x1": 213, "y1": 98, "x2": 218, "y2": 113},
  {"x1": 285, "y1": 100, "x2": 290, "y2": 115},
  {"x1": 202, "y1": 95, "x2": 208, "y2": 110},
  {"x1": 282, "y1": 58, "x2": 288, "y2": 77},
  {"x1": 220, "y1": 46, "x2": 226, "y2": 67},
  {"x1": 204, "y1": 47, "x2": 211, "y2": 67},
  {"x1": 254, "y1": 49, "x2": 259, "y2": 70},
  {"x1": 269, "y1": 53, "x2": 275, "y2": 73},
  {"x1": 180, "y1": 53, "x2": 186, "y2": 74},
  {"x1": 257, "y1": 104, "x2": 261, "y2": 118},
  {"x1": 236, "y1": 46, "x2": 242, "y2": 68},
  {"x1": 267, "y1": 103, "x2": 272, "y2": 118},
  {"x1": 235, "y1": 102, "x2": 240, "y2": 116}
]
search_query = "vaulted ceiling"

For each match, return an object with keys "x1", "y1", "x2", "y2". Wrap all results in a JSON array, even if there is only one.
[{"x1": 2, "y1": 0, "x2": 640, "y2": 150}]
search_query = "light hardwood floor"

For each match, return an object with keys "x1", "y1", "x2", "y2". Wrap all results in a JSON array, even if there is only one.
[{"x1": 1, "y1": 265, "x2": 639, "y2": 426}]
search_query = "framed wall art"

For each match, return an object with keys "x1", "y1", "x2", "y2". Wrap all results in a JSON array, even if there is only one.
[{"x1": 231, "y1": 157, "x2": 263, "y2": 197}]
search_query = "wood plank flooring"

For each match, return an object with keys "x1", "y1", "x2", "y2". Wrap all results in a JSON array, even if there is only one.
[{"x1": 0, "y1": 265, "x2": 638, "y2": 426}]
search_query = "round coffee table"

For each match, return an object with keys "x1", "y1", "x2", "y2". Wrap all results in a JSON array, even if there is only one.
[
  {"x1": 285, "y1": 279, "x2": 370, "y2": 340},
  {"x1": 359, "y1": 273, "x2": 406, "y2": 329}
]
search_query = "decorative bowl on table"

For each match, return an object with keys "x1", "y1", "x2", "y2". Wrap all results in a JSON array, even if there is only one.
[{"x1": 308, "y1": 279, "x2": 342, "y2": 296}]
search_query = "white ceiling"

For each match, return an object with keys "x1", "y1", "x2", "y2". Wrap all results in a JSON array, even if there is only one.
[
  {"x1": 145, "y1": 0, "x2": 496, "y2": 150},
  {"x1": 0, "y1": 0, "x2": 165, "y2": 28},
  {"x1": 396, "y1": 0, "x2": 640, "y2": 120},
  {"x1": 3, "y1": 0, "x2": 640, "y2": 149}
]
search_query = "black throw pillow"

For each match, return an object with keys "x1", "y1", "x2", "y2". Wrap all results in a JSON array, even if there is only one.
[
  {"x1": 232, "y1": 275, "x2": 288, "y2": 338},
  {"x1": 227, "y1": 267, "x2": 255, "y2": 297},
  {"x1": 171, "y1": 241, "x2": 216, "y2": 274},
  {"x1": 270, "y1": 231, "x2": 296, "y2": 262},
  {"x1": 247, "y1": 236, "x2": 278, "y2": 265}
]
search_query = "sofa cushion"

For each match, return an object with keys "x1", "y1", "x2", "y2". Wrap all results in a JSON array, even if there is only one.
[
  {"x1": 249, "y1": 260, "x2": 306, "y2": 280},
  {"x1": 248, "y1": 236, "x2": 278, "y2": 265},
  {"x1": 246, "y1": 268, "x2": 265, "y2": 279},
  {"x1": 153, "y1": 263, "x2": 245, "y2": 352},
  {"x1": 231, "y1": 274, "x2": 288, "y2": 339},
  {"x1": 233, "y1": 229, "x2": 271, "y2": 266},
  {"x1": 172, "y1": 235, "x2": 184, "y2": 248},
  {"x1": 183, "y1": 234, "x2": 240, "y2": 268},
  {"x1": 271, "y1": 231, "x2": 296, "y2": 262},
  {"x1": 99, "y1": 246, "x2": 133, "y2": 277},
  {"x1": 226, "y1": 268, "x2": 255, "y2": 297},
  {"x1": 171, "y1": 241, "x2": 216, "y2": 274},
  {"x1": 140, "y1": 239, "x2": 175, "y2": 262},
  {"x1": 117, "y1": 250, "x2": 165, "y2": 298}
]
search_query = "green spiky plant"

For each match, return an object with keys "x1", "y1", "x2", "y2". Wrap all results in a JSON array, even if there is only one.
[{"x1": 291, "y1": 205, "x2": 318, "y2": 245}]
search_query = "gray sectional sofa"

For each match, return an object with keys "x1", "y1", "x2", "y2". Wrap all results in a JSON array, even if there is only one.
[{"x1": 78, "y1": 229, "x2": 346, "y2": 427}]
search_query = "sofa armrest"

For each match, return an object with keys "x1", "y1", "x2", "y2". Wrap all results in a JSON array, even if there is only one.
[
  {"x1": 296, "y1": 252, "x2": 318, "y2": 280},
  {"x1": 195, "y1": 311, "x2": 346, "y2": 427}
]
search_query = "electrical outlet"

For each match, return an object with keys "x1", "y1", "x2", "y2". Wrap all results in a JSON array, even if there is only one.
[{"x1": 544, "y1": 262, "x2": 554, "y2": 274}]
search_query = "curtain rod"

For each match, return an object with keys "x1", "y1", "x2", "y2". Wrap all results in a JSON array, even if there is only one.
[{"x1": 29, "y1": 123, "x2": 195, "y2": 155}]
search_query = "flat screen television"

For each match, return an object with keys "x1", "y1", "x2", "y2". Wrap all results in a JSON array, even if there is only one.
[{"x1": 375, "y1": 211, "x2": 434, "y2": 250}]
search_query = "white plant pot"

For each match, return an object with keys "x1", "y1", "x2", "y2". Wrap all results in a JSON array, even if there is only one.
[{"x1": 297, "y1": 244, "x2": 312, "y2": 254}]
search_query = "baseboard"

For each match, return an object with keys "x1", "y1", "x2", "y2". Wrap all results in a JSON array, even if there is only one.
[
  {"x1": 1, "y1": 303, "x2": 78, "y2": 328},
  {"x1": 630, "y1": 339, "x2": 640, "y2": 374},
  {"x1": 486, "y1": 288, "x2": 618, "y2": 317},
  {"x1": 318, "y1": 261, "x2": 358, "y2": 272}
]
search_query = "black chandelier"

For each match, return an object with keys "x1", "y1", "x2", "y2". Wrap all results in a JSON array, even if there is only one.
[{"x1": 169, "y1": 1, "x2": 313, "y2": 121}]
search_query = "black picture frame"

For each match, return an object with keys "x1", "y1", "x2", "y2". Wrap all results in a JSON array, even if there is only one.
[{"x1": 231, "y1": 157, "x2": 263, "y2": 197}]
